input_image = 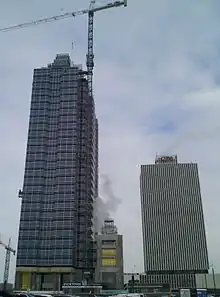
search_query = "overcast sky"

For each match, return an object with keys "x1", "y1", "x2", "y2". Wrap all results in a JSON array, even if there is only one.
[{"x1": 0, "y1": 0, "x2": 220, "y2": 282}]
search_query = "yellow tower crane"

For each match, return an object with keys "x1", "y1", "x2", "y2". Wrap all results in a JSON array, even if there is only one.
[
  {"x1": 0, "y1": 0, "x2": 127, "y2": 98},
  {"x1": 0, "y1": 236, "x2": 16, "y2": 291}
]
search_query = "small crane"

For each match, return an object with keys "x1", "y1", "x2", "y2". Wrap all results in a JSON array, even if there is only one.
[
  {"x1": 0, "y1": 236, "x2": 16, "y2": 291},
  {"x1": 0, "y1": 0, "x2": 127, "y2": 98}
]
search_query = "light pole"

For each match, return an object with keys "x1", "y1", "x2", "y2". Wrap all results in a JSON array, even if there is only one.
[
  {"x1": 132, "y1": 265, "x2": 136, "y2": 274},
  {"x1": 204, "y1": 274, "x2": 207, "y2": 290},
  {"x1": 210, "y1": 264, "x2": 216, "y2": 297},
  {"x1": 131, "y1": 265, "x2": 136, "y2": 293}
]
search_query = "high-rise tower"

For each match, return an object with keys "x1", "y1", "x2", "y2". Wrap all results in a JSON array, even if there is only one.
[
  {"x1": 140, "y1": 155, "x2": 209, "y2": 289},
  {"x1": 15, "y1": 54, "x2": 98, "y2": 290}
]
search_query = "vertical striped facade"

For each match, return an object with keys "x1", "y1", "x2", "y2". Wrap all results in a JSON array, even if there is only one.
[{"x1": 140, "y1": 155, "x2": 209, "y2": 287}]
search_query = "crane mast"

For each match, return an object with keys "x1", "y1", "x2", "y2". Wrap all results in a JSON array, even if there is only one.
[
  {"x1": 86, "y1": 0, "x2": 127, "y2": 97},
  {"x1": 0, "y1": 236, "x2": 16, "y2": 291},
  {"x1": 87, "y1": 10, "x2": 94, "y2": 98},
  {"x1": 0, "y1": 0, "x2": 127, "y2": 98}
]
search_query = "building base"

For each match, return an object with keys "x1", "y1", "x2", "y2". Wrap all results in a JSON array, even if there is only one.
[
  {"x1": 15, "y1": 267, "x2": 85, "y2": 291},
  {"x1": 140, "y1": 273, "x2": 196, "y2": 289}
]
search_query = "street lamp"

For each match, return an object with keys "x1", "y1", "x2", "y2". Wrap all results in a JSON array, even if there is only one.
[
  {"x1": 131, "y1": 265, "x2": 137, "y2": 293},
  {"x1": 210, "y1": 264, "x2": 216, "y2": 297},
  {"x1": 204, "y1": 274, "x2": 207, "y2": 289}
]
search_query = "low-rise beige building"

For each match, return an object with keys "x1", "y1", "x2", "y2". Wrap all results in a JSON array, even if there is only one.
[{"x1": 95, "y1": 219, "x2": 124, "y2": 290}]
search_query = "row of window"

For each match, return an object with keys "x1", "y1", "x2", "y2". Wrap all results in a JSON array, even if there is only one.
[
  {"x1": 29, "y1": 114, "x2": 79, "y2": 121},
  {"x1": 24, "y1": 163, "x2": 80, "y2": 170},
  {"x1": 27, "y1": 143, "x2": 77, "y2": 149},
  {"x1": 18, "y1": 239, "x2": 75, "y2": 247},
  {"x1": 30, "y1": 111, "x2": 79, "y2": 119},
  {"x1": 34, "y1": 66, "x2": 79, "y2": 75},
  {"x1": 28, "y1": 130, "x2": 78, "y2": 136},
  {"x1": 31, "y1": 90, "x2": 79, "y2": 97},
  {"x1": 21, "y1": 207, "x2": 76, "y2": 213},
  {"x1": 28, "y1": 113, "x2": 77, "y2": 120},
  {"x1": 30, "y1": 107, "x2": 78, "y2": 114},
  {"x1": 20, "y1": 213, "x2": 76, "y2": 221},
  {"x1": 20, "y1": 204, "x2": 90, "y2": 211},
  {"x1": 20, "y1": 215, "x2": 77, "y2": 221},
  {"x1": 24, "y1": 168, "x2": 77, "y2": 175},
  {"x1": 18, "y1": 237, "x2": 87, "y2": 248},
  {"x1": 27, "y1": 147, "x2": 82, "y2": 157},
  {"x1": 31, "y1": 100, "x2": 78, "y2": 107},
  {"x1": 24, "y1": 172, "x2": 80, "y2": 179},
  {"x1": 22, "y1": 200, "x2": 76, "y2": 205},
  {"x1": 25, "y1": 147, "x2": 94, "y2": 155},
  {"x1": 23, "y1": 185, "x2": 90, "y2": 193},
  {"x1": 30, "y1": 123, "x2": 75, "y2": 131},
  {"x1": 22, "y1": 190, "x2": 93, "y2": 197},
  {"x1": 17, "y1": 258, "x2": 73, "y2": 265},
  {"x1": 21, "y1": 198, "x2": 77, "y2": 204},
  {"x1": 31, "y1": 100, "x2": 79, "y2": 107},
  {"x1": 27, "y1": 139, "x2": 89, "y2": 146},
  {"x1": 22, "y1": 199, "x2": 91, "y2": 208},
  {"x1": 32, "y1": 81, "x2": 78, "y2": 87},
  {"x1": 20, "y1": 189, "x2": 87, "y2": 195},
  {"x1": 17, "y1": 259, "x2": 73, "y2": 266},
  {"x1": 24, "y1": 175, "x2": 88, "y2": 182},
  {"x1": 19, "y1": 220, "x2": 76, "y2": 228},
  {"x1": 29, "y1": 107, "x2": 84, "y2": 114},
  {"x1": 102, "y1": 258, "x2": 116, "y2": 266},
  {"x1": 18, "y1": 229, "x2": 76, "y2": 238},
  {"x1": 29, "y1": 124, "x2": 79, "y2": 131}
]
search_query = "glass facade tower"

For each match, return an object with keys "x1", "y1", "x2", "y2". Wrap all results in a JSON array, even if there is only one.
[{"x1": 15, "y1": 54, "x2": 98, "y2": 290}]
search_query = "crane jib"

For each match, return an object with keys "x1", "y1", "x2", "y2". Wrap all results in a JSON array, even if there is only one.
[
  {"x1": 0, "y1": 1, "x2": 127, "y2": 32},
  {"x1": 0, "y1": 0, "x2": 127, "y2": 95}
]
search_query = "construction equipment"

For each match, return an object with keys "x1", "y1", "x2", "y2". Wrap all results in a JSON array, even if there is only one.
[
  {"x1": 0, "y1": 0, "x2": 127, "y2": 97},
  {"x1": 0, "y1": 236, "x2": 16, "y2": 291}
]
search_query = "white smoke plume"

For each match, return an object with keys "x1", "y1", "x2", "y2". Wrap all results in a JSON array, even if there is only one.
[{"x1": 93, "y1": 174, "x2": 121, "y2": 234}]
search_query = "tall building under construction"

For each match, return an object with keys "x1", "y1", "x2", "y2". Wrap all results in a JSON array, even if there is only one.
[
  {"x1": 140, "y1": 155, "x2": 209, "y2": 289},
  {"x1": 15, "y1": 54, "x2": 98, "y2": 290}
]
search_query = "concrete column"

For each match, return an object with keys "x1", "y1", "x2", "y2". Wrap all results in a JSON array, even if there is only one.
[
  {"x1": 53, "y1": 273, "x2": 60, "y2": 291},
  {"x1": 57, "y1": 273, "x2": 61, "y2": 291},
  {"x1": 35, "y1": 274, "x2": 41, "y2": 291}
]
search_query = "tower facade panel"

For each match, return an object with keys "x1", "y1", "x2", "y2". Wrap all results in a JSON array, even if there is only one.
[{"x1": 140, "y1": 155, "x2": 209, "y2": 275}]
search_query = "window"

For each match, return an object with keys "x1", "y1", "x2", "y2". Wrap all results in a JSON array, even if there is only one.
[
  {"x1": 102, "y1": 240, "x2": 116, "y2": 246},
  {"x1": 101, "y1": 258, "x2": 116, "y2": 266},
  {"x1": 102, "y1": 249, "x2": 116, "y2": 257}
]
